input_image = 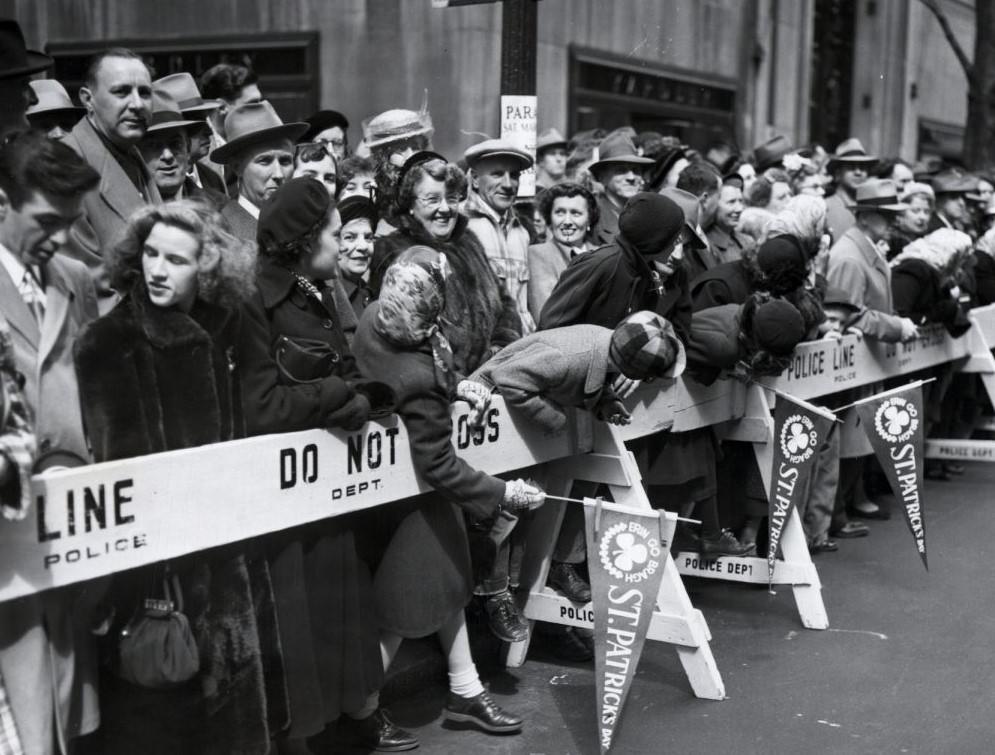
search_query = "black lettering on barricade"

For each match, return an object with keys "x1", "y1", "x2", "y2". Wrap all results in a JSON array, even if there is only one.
[
  {"x1": 766, "y1": 397, "x2": 832, "y2": 583},
  {"x1": 856, "y1": 384, "x2": 928, "y2": 569},
  {"x1": 84, "y1": 486, "x2": 105, "y2": 533},
  {"x1": 42, "y1": 532, "x2": 150, "y2": 570},
  {"x1": 347, "y1": 428, "x2": 401, "y2": 474},
  {"x1": 302, "y1": 444, "x2": 318, "y2": 483},
  {"x1": 280, "y1": 448, "x2": 297, "y2": 489},
  {"x1": 585, "y1": 502, "x2": 667, "y2": 753},
  {"x1": 37, "y1": 493, "x2": 60, "y2": 542},
  {"x1": 113, "y1": 479, "x2": 135, "y2": 525}
]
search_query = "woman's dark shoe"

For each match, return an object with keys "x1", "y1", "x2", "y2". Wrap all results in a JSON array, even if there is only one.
[
  {"x1": 699, "y1": 529, "x2": 756, "y2": 559},
  {"x1": 547, "y1": 562, "x2": 592, "y2": 603},
  {"x1": 339, "y1": 708, "x2": 419, "y2": 752},
  {"x1": 444, "y1": 691, "x2": 524, "y2": 733},
  {"x1": 484, "y1": 591, "x2": 529, "y2": 643},
  {"x1": 830, "y1": 521, "x2": 869, "y2": 538},
  {"x1": 925, "y1": 461, "x2": 951, "y2": 481}
]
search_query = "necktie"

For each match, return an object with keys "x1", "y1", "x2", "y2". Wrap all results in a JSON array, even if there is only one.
[{"x1": 20, "y1": 268, "x2": 44, "y2": 325}]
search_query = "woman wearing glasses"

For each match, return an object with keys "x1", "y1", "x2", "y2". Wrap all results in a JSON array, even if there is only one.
[{"x1": 368, "y1": 152, "x2": 521, "y2": 374}]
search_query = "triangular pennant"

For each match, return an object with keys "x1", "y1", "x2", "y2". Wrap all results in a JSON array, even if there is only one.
[
  {"x1": 855, "y1": 383, "x2": 928, "y2": 569},
  {"x1": 767, "y1": 395, "x2": 834, "y2": 583},
  {"x1": 584, "y1": 499, "x2": 670, "y2": 754}
]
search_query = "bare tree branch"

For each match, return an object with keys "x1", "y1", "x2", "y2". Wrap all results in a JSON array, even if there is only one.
[{"x1": 920, "y1": 0, "x2": 974, "y2": 79}]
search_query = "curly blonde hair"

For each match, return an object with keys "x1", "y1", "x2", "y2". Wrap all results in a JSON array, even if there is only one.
[{"x1": 107, "y1": 199, "x2": 257, "y2": 308}]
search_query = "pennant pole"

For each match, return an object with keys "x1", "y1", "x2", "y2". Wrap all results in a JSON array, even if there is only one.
[{"x1": 833, "y1": 378, "x2": 936, "y2": 413}]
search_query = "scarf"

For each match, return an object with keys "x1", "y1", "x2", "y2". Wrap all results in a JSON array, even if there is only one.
[{"x1": 891, "y1": 227, "x2": 972, "y2": 273}]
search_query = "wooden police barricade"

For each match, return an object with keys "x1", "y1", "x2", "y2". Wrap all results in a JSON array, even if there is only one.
[{"x1": 510, "y1": 381, "x2": 727, "y2": 700}]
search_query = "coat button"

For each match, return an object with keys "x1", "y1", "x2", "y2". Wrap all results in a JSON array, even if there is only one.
[{"x1": 322, "y1": 319, "x2": 333, "y2": 329}]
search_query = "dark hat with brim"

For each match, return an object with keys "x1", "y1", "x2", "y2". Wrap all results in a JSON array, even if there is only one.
[
  {"x1": 588, "y1": 131, "x2": 654, "y2": 175},
  {"x1": 645, "y1": 145, "x2": 688, "y2": 191},
  {"x1": 25, "y1": 79, "x2": 84, "y2": 121},
  {"x1": 853, "y1": 178, "x2": 909, "y2": 213},
  {"x1": 145, "y1": 89, "x2": 201, "y2": 134},
  {"x1": 302, "y1": 109, "x2": 350, "y2": 143},
  {"x1": 753, "y1": 134, "x2": 792, "y2": 172},
  {"x1": 827, "y1": 137, "x2": 878, "y2": 172},
  {"x1": 0, "y1": 19, "x2": 52, "y2": 80},
  {"x1": 211, "y1": 100, "x2": 309, "y2": 164},
  {"x1": 932, "y1": 170, "x2": 978, "y2": 196},
  {"x1": 536, "y1": 127, "x2": 568, "y2": 153},
  {"x1": 153, "y1": 73, "x2": 220, "y2": 116}
]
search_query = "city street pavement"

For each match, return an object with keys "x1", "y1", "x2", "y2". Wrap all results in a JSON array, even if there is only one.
[{"x1": 329, "y1": 463, "x2": 995, "y2": 755}]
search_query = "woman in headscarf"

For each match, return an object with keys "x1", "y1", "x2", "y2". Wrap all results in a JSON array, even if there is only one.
[
  {"x1": 891, "y1": 227, "x2": 973, "y2": 336},
  {"x1": 353, "y1": 246, "x2": 540, "y2": 736}
]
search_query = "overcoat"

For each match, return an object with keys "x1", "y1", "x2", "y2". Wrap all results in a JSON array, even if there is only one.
[
  {"x1": 891, "y1": 258, "x2": 970, "y2": 336},
  {"x1": 353, "y1": 304, "x2": 504, "y2": 637},
  {"x1": 0, "y1": 252, "x2": 101, "y2": 755},
  {"x1": 220, "y1": 199, "x2": 258, "y2": 242},
  {"x1": 526, "y1": 238, "x2": 582, "y2": 320}
]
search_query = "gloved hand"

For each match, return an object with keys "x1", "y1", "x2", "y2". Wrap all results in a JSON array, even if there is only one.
[
  {"x1": 594, "y1": 396, "x2": 632, "y2": 425},
  {"x1": 457, "y1": 379, "x2": 492, "y2": 427},
  {"x1": 502, "y1": 478, "x2": 545, "y2": 513},
  {"x1": 898, "y1": 317, "x2": 920, "y2": 342},
  {"x1": 325, "y1": 393, "x2": 372, "y2": 431}
]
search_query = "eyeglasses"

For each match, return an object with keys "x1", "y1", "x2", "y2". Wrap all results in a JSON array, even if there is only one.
[{"x1": 414, "y1": 193, "x2": 462, "y2": 210}]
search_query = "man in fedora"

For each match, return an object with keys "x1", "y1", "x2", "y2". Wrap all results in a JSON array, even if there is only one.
[
  {"x1": 464, "y1": 138, "x2": 535, "y2": 333},
  {"x1": 26, "y1": 79, "x2": 84, "y2": 139},
  {"x1": 535, "y1": 127, "x2": 569, "y2": 191},
  {"x1": 928, "y1": 170, "x2": 978, "y2": 234},
  {"x1": 825, "y1": 137, "x2": 878, "y2": 242},
  {"x1": 588, "y1": 131, "x2": 654, "y2": 243},
  {"x1": 752, "y1": 134, "x2": 792, "y2": 173},
  {"x1": 153, "y1": 72, "x2": 228, "y2": 196},
  {"x1": 62, "y1": 47, "x2": 159, "y2": 306},
  {"x1": 139, "y1": 89, "x2": 225, "y2": 207},
  {"x1": 210, "y1": 100, "x2": 308, "y2": 239},
  {"x1": 827, "y1": 178, "x2": 919, "y2": 538},
  {"x1": 0, "y1": 18, "x2": 53, "y2": 139}
]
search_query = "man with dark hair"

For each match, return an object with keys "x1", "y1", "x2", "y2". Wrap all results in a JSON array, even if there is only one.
[
  {"x1": 0, "y1": 129, "x2": 103, "y2": 755},
  {"x1": 676, "y1": 160, "x2": 722, "y2": 230},
  {"x1": 62, "y1": 47, "x2": 158, "y2": 306}
]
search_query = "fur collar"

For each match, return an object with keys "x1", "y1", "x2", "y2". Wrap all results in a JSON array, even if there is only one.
[{"x1": 121, "y1": 286, "x2": 235, "y2": 350}]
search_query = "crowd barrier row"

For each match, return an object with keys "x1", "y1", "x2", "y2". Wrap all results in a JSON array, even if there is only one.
[{"x1": 3, "y1": 304, "x2": 995, "y2": 700}]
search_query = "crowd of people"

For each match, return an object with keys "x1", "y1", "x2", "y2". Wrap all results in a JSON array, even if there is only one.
[{"x1": 1, "y1": 17, "x2": 993, "y2": 755}]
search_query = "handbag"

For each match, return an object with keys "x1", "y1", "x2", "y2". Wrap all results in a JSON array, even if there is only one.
[
  {"x1": 273, "y1": 334, "x2": 341, "y2": 384},
  {"x1": 117, "y1": 567, "x2": 200, "y2": 689}
]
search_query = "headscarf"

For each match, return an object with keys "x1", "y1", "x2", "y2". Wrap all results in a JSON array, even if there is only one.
[
  {"x1": 766, "y1": 195, "x2": 827, "y2": 243},
  {"x1": 375, "y1": 245, "x2": 457, "y2": 391},
  {"x1": 738, "y1": 207, "x2": 775, "y2": 246},
  {"x1": 891, "y1": 228, "x2": 972, "y2": 273}
]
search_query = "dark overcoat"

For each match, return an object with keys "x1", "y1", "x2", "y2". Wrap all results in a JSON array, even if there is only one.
[
  {"x1": 353, "y1": 304, "x2": 504, "y2": 637},
  {"x1": 73, "y1": 290, "x2": 285, "y2": 755},
  {"x1": 690, "y1": 259, "x2": 754, "y2": 312},
  {"x1": 891, "y1": 258, "x2": 970, "y2": 337}
]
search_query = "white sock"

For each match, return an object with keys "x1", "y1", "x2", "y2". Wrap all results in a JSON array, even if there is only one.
[{"x1": 439, "y1": 612, "x2": 485, "y2": 698}]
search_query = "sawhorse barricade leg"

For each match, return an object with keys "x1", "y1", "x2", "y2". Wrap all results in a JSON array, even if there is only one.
[
  {"x1": 673, "y1": 384, "x2": 829, "y2": 630},
  {"x1": 506, "y1": 421, "x2": 726, "y2": 700}
]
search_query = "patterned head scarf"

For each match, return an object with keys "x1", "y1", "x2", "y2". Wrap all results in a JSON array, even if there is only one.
[
  {"x1": 375, "y1": 245, "x2": 457, "y2": 390},
  {"x1": 892, "y1": 228, "x2": 972, "y2": 274},
  {"x1": 766, "y1": 195, "x2": 827, "y2": 242}
]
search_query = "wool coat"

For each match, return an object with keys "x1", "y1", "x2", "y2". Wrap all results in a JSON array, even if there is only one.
[
  {"x1": 220, "y1": 199, "x2": 258, "y2": 242},
  {"x1": 526, "y1": 239, "x2": 584, "y2": 321},
  {"x1": 824, "y1": 191, "x2": 856, "y2": 243},
  {"x1": 891, "y1": 258, "x2": 970, "y2": 336},
  {"x1": 0, "y1": 251, "x2": 101, "y2": 755},
  {"x1": 369, "y1": 214, "x2": 522, "y2": 374},
  {"x1": 705, "y1": 225, "x2": 754, "y2": 266},
  {"x1": 591, "y1": 194, "x2": 622, "y2": 244},
  {"x1": 690, "y1": 259, "x2": 754, "y2": 312},
  {"x1": 62, "y1": 119, "x2": 161, "y2": 295},
  {"x1": 353, "y1": 304, "x2": 505, "y2": 637},
  {"x1": 237, "y1": 258, "x2": 387, "y2": 737},
  {"x1": 73, "y1": 290, "x2": 285, "y2": 755}
]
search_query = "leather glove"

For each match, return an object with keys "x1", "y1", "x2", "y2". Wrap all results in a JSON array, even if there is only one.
[
  {"x1": 594, "y1": 396, "x2": 632, "y2": 425},
  {"x1": 502, "y1": 479, "x2": 545, "y2": 513},
  {"x1": 457, "y1": 379, "x2": 492, "y2": 427},
  {"x1": 325, "y1": 393, "x2": 372, "y2": 432}
]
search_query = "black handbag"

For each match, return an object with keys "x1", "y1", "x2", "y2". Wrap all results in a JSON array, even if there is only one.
[
  {"x1": 117, "y1": 567, "x2": 200, "y2": 689},
  {"x1": 273, "y1": 335, "x2": 341, "y2": 384}
]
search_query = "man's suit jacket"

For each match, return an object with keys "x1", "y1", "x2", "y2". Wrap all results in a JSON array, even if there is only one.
[
  {"x1": 221, "y1": 198, "x2": 258, "y2": 241},
  {"x1": 0, "y1": 252, "x2": 101, "y2": 754},
  {"x1": 826, "y1": 226, "x2": 904, "y2": 342},
  {"x1": 62, "y1": 118, "x2": 161, "y2": 296},
  {"x1": 825, "y1": 191, "x2": 856, "y2": 244}
]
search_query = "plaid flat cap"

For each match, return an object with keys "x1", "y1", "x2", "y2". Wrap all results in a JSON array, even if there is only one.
[{"x1": 609, "y1": 311, "x2": 681, "y2": 380}]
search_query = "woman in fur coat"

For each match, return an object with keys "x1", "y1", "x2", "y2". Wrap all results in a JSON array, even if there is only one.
[{"x1": 74, "y1": 200, "x2": 284, "y2": 755}]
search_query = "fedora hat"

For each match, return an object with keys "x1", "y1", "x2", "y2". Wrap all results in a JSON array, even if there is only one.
[
  {"x1": 753, "y1": 134, "x2": 792, "y2": 171},
  {"x1": 362, "y1": 107, "x2": 433, "y2": 150},
  {"x1": 536, "y1": 127, "x2": 568, "y2": 153},
  {"x1": 210, "y1": 101, "x2": 308, "y2": 164},
  {"x1": 0, "y1": 19, "x2": 52, "y2": 80},
  {"x1": 588, "y1": 131, "x2": 654, "y2": 175},
  {"x1": 153, "y1": 73, "x2": 219, "y2": 116},
  {"x1": 645, "y1": 145, "x2": 689, "y2": 191},
  {"x1": 931, "y1": 170, "x2": 978, "y2": 196},
  {"x1": 827, "y1": 137, "x2": 878, "y2": 171},
  {"x1": 464, "y1": 138, "x2": 533, "y2": 171},
  {"x1": 658, "y1": 187, "x2": 709, "y2": 249},
  {"x1": 26, "y1": 79, "x2": 84, "y2": 120},
  {"x1": 853, "y1": 179, "x2": 908, "y2": 213},
  {"x1": 145, "y1": 89, "x2": 201, "y2": 134}
]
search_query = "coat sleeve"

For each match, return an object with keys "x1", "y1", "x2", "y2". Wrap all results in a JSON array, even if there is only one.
[
  {"x1": 400, "y1": 383, "x2": 505, "y2": 521},
  {"x1": 890, "y1": 264, "x2": 925, "y2": 320},
  {"x1": 827, "y1": 253, "x2": 905, "y2": 341},
  {"x1": 690, "y1": 277, "x2": 733, "y2": 313},
  {"x1": 237, "y1": 292, "x2": 356, "y2": 435},
  {"x1": 486, "y1": 347, "x2": 570, "y2": 433},
  {"x1": 538, "y1": 253, "x2": 602, "y2": 329}
]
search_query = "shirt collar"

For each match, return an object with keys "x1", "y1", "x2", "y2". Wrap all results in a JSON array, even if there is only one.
[
  {"x1": 465, "y1": 189, "x2": 519, "y2": 231},
  {"x1": 0, "y1": 241, "x2": 27, "y2": 287},
  {"x1": 238, "y1": 194, "x2": 260, "y2": 219}
]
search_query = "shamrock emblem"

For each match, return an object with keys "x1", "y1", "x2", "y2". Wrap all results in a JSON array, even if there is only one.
[
  {"x1": 612, "y1": 532, "x2": 649, "y2": 572},
  {"x1": 786, "y1": 422, "x2": 810, "y2": 455},
  {"x1": 882, "y1": 404, "x2": 911, "y2": 437}
]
